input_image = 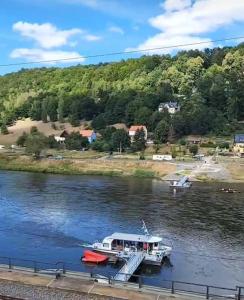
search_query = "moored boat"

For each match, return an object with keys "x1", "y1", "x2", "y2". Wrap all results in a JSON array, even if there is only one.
[
  {"x1": 87, "y1": 221, "x2": 172, "y2": 265},
  {"x1": 170, "y1": 176, "x2": 192, "y2": 188},
  {"x1": 82, "y1": 250, "x2": 108, "y2": 263}
]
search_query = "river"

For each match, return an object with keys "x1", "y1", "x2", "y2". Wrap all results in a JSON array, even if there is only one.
[{"x1": 0, "y1": 170, "x2": 243, "y2": 288}]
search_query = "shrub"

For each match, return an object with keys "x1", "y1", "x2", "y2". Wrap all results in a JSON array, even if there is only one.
[
  {"x1": 179, "y1": 139, "x2": 186, "y2": 145},
  {"x1": 16, "y1": 132, "x2": 28, "y2": 147},
  {"x1": 189, "y1": 144, "x2": 198, "y2": 155},
  {"x1": 218, "y1": 142, "x2": 230, "y2": 149},
  {"x1": 1, "y1": 123, "x2": 9, "y2": 135}
]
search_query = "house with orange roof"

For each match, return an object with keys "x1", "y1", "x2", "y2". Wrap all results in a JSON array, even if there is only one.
[
  {"x1": 80, "y1": 129, "x2": 97, "y2": 143},
  {"x1": 129, "y1": 125, "x2": 147, "y2": 142}
]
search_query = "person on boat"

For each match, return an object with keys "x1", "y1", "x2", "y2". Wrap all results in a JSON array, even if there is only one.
[{"x1": 143, "y1": 243, "x2": 148, "y2": 251}]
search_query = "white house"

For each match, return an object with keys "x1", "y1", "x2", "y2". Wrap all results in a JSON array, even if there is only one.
[
  {"x1": 129, "y1": 125, "x2": 147, "y2": 142},
  {"x1": 158, "y1": 102, "x2": 180, "y2": 114},
  {"x1": 80, "y1": 130, "x2": 97, "y2": 143},
  {"x1": 54, "y1": 136, "x2": 65, "y2": 143}
]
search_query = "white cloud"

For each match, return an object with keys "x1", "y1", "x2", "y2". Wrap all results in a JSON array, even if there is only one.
[
  {"x1": 13, "y1": 21, "x2": 82, "y2": 49},
  {"x1": 84, "y1": 34, "x2": 102, "y2": 41},
  {"x1": 161, "y1": 0, "x2": 191, "y2": 12},
  {"x1": 130, "y1": 0, "x2": 244, "y2": 54},
  {"x1": 10, "y1": 48, "x2": 84, "y2": 64},
  {"x1": 108, "y1": 26, "x2": 124, "y2": 35}
]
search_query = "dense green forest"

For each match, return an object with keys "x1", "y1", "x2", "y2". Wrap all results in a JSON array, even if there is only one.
[{"x1": 0, "y1": 44, "x2": 243, "y2": 141}]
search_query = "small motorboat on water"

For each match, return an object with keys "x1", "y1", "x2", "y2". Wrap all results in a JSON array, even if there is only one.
[
  {"x1": 170, "y1": 176, "x2": 192, "y2": 188},
  {"x1": 82, "y1": 250, "x2": 108, "y2": 263}
]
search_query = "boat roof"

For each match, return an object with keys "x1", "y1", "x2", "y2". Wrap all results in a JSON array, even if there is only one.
[{"x1": 103, "y1": 232, "x2": 162, "y2": 243}]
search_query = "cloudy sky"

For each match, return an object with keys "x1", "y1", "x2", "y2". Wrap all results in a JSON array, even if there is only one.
[{"x1": 0, "y1": 0, "x2": 244, "y2": 73}]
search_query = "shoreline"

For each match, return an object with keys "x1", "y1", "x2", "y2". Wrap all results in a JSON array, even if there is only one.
[
  {"x1": 0, "y1": 154, "x2": 243, "y2": 183},
  {"x1": 0, "y1": 155, "x2": 173, "y2": 180}
]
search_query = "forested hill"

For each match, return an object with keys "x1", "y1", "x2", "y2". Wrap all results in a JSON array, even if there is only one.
[{"x1": 0, "y1": 44, "x2": 243, "y2": 139}]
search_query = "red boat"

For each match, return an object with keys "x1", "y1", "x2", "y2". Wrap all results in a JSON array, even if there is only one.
[{"x1": 82, "y1": 250, "x2": 108, "y2": 263}]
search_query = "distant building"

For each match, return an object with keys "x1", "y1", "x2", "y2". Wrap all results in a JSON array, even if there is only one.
[
  {"x1": 153, "y1": 154, "x2": 172, "y2": 161},
  {"x1": 186, "y1": 136, "x2": 202, "y2": 145},
  {"x1": 60, "y1": 130, "x2": 69, "y2": 138},
  {"x1": 54, "y1": 136, "x2": 65, "y2": 143},
  {"x1": 54, "y1": 130, "x2": 69, "y2": 143},
  {"x1": 80, "y1": 130, "x2": 97, "y2": 143},
  {"x1": 129, "y1": 125, "x2": 147, "y2": 142},
  {"x1": 158, "y1": 102, "x2": 180, "y2": 114},
  {"x1": 233, "y1": 134, "x2": 244, "y2": 157}
]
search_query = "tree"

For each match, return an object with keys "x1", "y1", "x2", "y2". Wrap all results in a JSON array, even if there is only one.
[
  {"x1": 134, "y1": 107, "x2": 152, "y2": 127},
  {"x1": 65, "y1": 132, "x2": 85, "y2": 150},
  {"x1": 0, "y1": 123, "x2": 9, "y2": 135},
  {"x1": 47, "y1": 96, "x2": 58, "y2": 122},
  {"x1": 16, "y1": 132, "x2": 28, "y2": 147},
  {"x1": 189, "y1": 144, "x2": 198, "y2": 156},
  {"x1": 30, "y1": 126, "x2": 38, "y2": 134},
  {"x1": 41, "y1": 98, "x2": 48, "y2": 123},
  {"x1": 132, "y1": 129, "x2": 146, "y2": 152},
  {"x1": 111, "y1": 129, "x2": 130, "y2": 153},
  {"x1": 154, "y1": 120, "x2": 170, "y2": 143},
  {"x1": 153, "y1": 142, "x2": 160, "y2": 154},
  {"x1": 47, "y1": 135, "x2": 60, "y2": 149},
  {"x1": 92, "y1": 114, "x2": 107, "y2": 130},
  {"x1": 25, "y1": 132, "x2": 47, "y2": 158}
]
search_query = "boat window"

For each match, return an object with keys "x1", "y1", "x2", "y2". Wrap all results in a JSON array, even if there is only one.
[
  {"x1": 103, "y1": 243, "x2": 109, "y2": 248},
  {"x1": 154, "y1": 243, "x2": 158, "y2": 247}
]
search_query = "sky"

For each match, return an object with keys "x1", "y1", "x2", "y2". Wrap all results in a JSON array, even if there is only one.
[{"x1": 0, "y1": 0, "x2": 244, "y2": 74}]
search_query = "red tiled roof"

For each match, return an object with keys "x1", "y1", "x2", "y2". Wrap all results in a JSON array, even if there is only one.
[{"x1": 80, "y1": 130, "x2": 94, "y2": 137}]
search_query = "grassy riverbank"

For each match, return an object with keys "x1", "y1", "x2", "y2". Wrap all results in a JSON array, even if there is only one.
[{"x1": 0, "y1": 154, "x2": 175, "y2": 179}]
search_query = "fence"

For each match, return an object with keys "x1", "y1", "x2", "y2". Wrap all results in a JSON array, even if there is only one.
[{"x1": 0, "y1": 256, "x2": 243, "y2": 299}]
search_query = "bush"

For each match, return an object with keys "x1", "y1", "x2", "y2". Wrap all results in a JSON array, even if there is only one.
[
  {"x1": 16, "y1": 132, "x2": 28, "y2": 147},
  {"x1": 179, "y1": 139, "x2": 186, "y2": 146},
  {"x1": 91, "y1": 140, "x2": 105, "y2": 152},
  {"x1": 1, "y1": 123, "x2": 9, "y2": 135},
  {"x1": 51, "y1": 123, "x2": 57, "y2": 130},
  {"x1": 171, "y1": 146, "x2": 177, "y2": 158},
  {"x1": 47, "y1": 135, "x2": 60, "y2": 149},
  {"x1": 30, "y1": 126, "x2": 38, "y2": 134},
  {"x1": 218, "y1": 142, "x2": 230, "y2": 149},
  {"x1": 200, "y1": 141, "x2": 216, "y2": 148},
  {"x1": 189, "y1": 144, "x2": 198, "y2": 155}
]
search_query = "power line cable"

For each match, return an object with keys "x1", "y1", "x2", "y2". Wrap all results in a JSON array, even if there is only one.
[{"x1": 0, "y1": 36, "x2": 243, "y2": 68}]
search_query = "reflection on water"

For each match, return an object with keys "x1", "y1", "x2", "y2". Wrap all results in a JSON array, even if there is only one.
[{"x1": 0, "y1": 170, "x2": 243, "y2": 288}]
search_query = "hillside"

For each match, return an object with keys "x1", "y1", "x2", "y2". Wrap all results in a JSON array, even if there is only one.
[
  {"x1": 0, "y1": 44, "x2": 243, "y2": 143},
  {"x1": 0, "y1": 118, "x2": 82, "y2": 145}
]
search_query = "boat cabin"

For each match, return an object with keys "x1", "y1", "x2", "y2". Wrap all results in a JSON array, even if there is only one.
[{"x1": 100, "y1": 233, "x2": 162, "y2": 253}]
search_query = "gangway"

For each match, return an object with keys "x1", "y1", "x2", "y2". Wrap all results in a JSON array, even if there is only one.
[{"x1": 113, "y1": 251, "x2": 145, "y2": 282}]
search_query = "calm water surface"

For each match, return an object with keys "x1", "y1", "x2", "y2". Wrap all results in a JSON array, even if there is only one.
[{"x1": 0, "y1": 170, "x2": 243, "y2": 288}]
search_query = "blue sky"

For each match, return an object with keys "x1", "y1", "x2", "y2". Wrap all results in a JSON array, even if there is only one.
[{"x1": 0, "y1": 0, "x2": 244, "y2": 74}]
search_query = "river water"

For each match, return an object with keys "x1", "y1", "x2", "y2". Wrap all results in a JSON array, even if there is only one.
[{"x1": 0, "y1": 170, "x2": 243, "y2": 288}]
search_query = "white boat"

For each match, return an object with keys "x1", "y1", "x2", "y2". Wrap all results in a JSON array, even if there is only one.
[
  {"x1": 89, "y1": 222, "x2": 172, "y2": 265},
  {"x1": 170, "y1": 176, "x2": 192, "y2": 188}
]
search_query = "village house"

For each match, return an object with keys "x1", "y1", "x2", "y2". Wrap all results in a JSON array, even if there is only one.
[
  {"x1": 186, "y1": 136, "x2": 202, "y2": 145},
  {"x1": 158, "y1": 102, "x2": 180, "y2": 114},
  {"x1": 129, "y1": 125, "x2": 147, "y2": 142},
  {"x1": 233, "y1": 134, "x2": 244, "y2": 157},
  {"x1": 80, "y1": 129, "x2": 97, "y2": 143},
  {"x1": 54, "y1": 130, "x2": 69, "y2": 144}
]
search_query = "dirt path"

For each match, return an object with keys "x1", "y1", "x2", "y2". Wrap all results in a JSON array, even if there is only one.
[{"x1": 164, "y1": 156, "x2": 233, "y2": 182}]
